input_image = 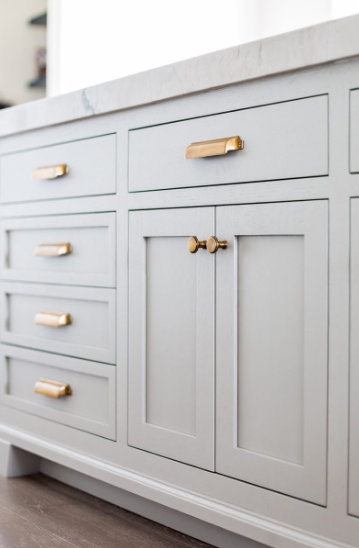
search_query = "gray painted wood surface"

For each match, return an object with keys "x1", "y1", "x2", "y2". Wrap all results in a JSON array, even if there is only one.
[
  {"x1": 0, "y1": 345, "x2": 116, "y2": 439},
  {"x1": 0, "y1": 283, "x2": 116, "y2": 363},
  {"x1": 128, "y1": 208, "x2": 215, "y2": 470},
  {"x1": 0, "y1": 134, "x2": 116, "y2": 203},
  {"x1": 349, "y1": 198, "x2": 359, "y2": 517},
  {"x1": 0, "y1": 212, "x2": 116, "y2": 287},
  {"x1": 215, "y1": 201, "x2": 328, "y2": 505},
  {"x1": 129, "y1": 95, "x2": 328, "y2": 192},
  {"x1": 350, "y1": 89, "x2": 359, "y2": 173},
  {"x1": 0, "y1": 57, "x2": 358, "y2": 548}
]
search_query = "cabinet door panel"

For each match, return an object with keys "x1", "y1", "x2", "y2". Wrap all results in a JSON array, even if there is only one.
[
  {"x1": 128, "y1": 208, "x2": 214, "y2": 470},
  {"x1": 349, "y1": 198, "x2": 359, "y2": 517},
  {"x1": 216, "y1": 201, "x2": 328, "y2": 505}
]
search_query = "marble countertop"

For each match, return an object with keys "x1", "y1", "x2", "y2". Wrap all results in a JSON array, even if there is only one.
[{"x1": 1, "y1": 13, "x2": 359, "y2": 138}]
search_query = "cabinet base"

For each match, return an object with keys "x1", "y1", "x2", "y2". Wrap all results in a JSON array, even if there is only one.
[
  {"x1": 0, "y1": 426, "x2": 350, "y2": 548},
  {"x1": 0, "y1": 439, "x2": 40, "y2": 477}
]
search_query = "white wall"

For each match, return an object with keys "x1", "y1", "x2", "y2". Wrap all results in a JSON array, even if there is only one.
[
  {"x1": 47, "y1": 0, "x2": 242, "y2": 96},
  {"x1": 47, "y1": 0, "x2": 359, "y2": 97},
  {"x1": 0, "y1": 0, "x2": 47, "y2": 106}
]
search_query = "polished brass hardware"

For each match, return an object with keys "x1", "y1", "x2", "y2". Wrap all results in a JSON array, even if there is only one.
[
  {"x1": 185, "y1": 136, "x2": 244, "y2": 159},
  {"x1": 31, "y1": 164, "x2": 69, "y2": 180},
  {"x1": 207, "y1": 236, "x2": 228, "y2": 254},
  {"x1": 35, "y1": 243, "x2": 72, "y2": 257},
  {"x1": 35, "y1": 378, "x2": 72, "y2": 399},
  {"x1": 188, "y1": 236, "x2": 207, "y2": 253},
  {"x1": 35, "y1": 311, "x2": 72, "y2": 328}
]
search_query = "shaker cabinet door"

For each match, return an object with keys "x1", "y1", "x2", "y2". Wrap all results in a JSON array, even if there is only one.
[
  {"x1": 349, "y1": 198, "x2": 359, "y2": 517},
  {"x1": 128, "y1": 208, "x2": 215, "y2": 470},
  {"x1": 216, "y1": 201, "x2": 328, "y2": 504}
]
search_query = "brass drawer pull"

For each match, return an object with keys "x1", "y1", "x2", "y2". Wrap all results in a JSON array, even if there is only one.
[
  {"x1": 35, "y1": 378, "x2": 72, "y2": 399},
  {"x1": 31, "y1": 164, "x2": 69, "y2": 180},
  {"x1": 207, "y1": 236, "x2": 228, "y2": 254},
  {"x1": 185, "y1": 136, "x2": 244, "y2": 159},
  {"x1": 35, "y1": 310, "x2": 72, "y2": 328},
  {"x1": 188, "y1": 236, "x2": 207, "y2": 253},
  {"x1": 35, "y1": 243, "x2": 72, "y2": 257}
]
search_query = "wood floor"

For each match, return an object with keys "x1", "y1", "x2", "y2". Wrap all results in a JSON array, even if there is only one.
[{"x1": 0, "y1": 473, "x2": 214, "y2": 548}]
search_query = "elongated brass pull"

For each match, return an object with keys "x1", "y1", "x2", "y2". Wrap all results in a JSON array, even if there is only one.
[
  {"x1": 31, "y1": 164, "x2": 69, "y2": 180},
  {"x1": 35, "y1": 378, "x2": 72, "y2": 399},
  {"x1": 35, "y1": 243, "x2": 72, "y2": 257},
  {"x1": 188, "y1": 236, "x2": 207, "y2": 253},
  {"x1": 185, "y1": 136, "x2": 244, "y2": 159},
  {"x1": 35, "y1": 311, "x2": 72, "y2": 328},
  {"x1": 207, "y1": 236, "x2": 228, "y2": 254}
]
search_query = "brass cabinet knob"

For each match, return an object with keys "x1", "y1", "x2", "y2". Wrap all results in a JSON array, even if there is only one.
[
  {"x1": 188, "y1": 236, "x2": 207, "y2": 253},
  {"x1": 207, "y1": 236, "x2": 228, "y2": 254}
]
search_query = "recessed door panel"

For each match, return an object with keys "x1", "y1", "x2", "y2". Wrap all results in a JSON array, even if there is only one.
[
  {"x1": 145, "y1": 236, "x2": 197, "y2": 436},
  {"x1": 216, "y1": 201, "x2": 328, "y2": 504},
  {"x1": 349, "y1": 198, "x2": 359, "y2": 517},
  {"x1": 237, "y1": 235, "x2": 304, "y2": 465},
  {"x1": 128, "y1": 208, "x2": 215, "y2": 470}
]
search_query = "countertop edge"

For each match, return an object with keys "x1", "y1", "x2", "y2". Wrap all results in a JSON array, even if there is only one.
[{"x1": 1, "y1": 14, "x2": 359, "y2": 138}]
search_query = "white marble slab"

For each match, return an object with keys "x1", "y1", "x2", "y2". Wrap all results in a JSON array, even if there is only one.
[{"x1": 1, "y1": 14, "x2": 359, "y2": 138}]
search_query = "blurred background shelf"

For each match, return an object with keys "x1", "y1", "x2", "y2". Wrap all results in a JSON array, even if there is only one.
[
  {"x1": 28, "y1": 75, "x2": 46, "y2": 88},
  {"x1": 29, "y1": 12, "x2": 47, "y2": 26}
]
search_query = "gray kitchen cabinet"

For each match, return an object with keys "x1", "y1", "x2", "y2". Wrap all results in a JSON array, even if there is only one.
[
  {"x1": 0, "y1": 133, "x2": 116, "y2": 204},
  {"x1": 129, "y1": 95, "x2": 328, "y2": 192},
  {"x1": 0, "y1": 212, "x2": 116, "y2": 287},
  {"x1": 0, "y1": 345, "x2": 116, "y2": 439},
  {"x1": 0, "y1": 282, "x2": 116, "y2": 364},
  {"x1": 128, "y1": 207, "x2": 215, "y2": 470},
  {"x1": 215, "y1": 200, "x2": 328, "y2": 505},
  {"x1": 1, "y1": 19, "x2": 359, "y2": 548},
  {"x1": 128, "y1": 200, "x2": 328, "y2": 505}
]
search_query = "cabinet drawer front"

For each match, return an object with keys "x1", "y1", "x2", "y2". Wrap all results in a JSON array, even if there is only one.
[
  {"x1": 216, "y1": 200, "x2": 328, "y2": 505},
  {"x1": 350, "y1": 89, "x2": 359, "y2": 173},
  {"x1": 0, "y1": 345, "x2": 115, "y2": 439},
  {"x1": 0, "y1": 283, "x2": 116, "y2": 364},
  {"x1": 1, "y1": 213, "x2": 116, "y2": 287},
  {"x1": 0, "y1": 134, "x2": 116, "y2": 204},
  {"x1": 129, "y1": 95, "x2": 328, "y2": 192}
]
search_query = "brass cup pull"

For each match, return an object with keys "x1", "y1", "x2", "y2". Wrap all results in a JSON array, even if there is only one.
[
  {"x1": 188, "y1": 236, "x2": 207, "y2": 253},
  {"x1": 185, "y1": 136, "x2": 244, "y2": 159},
  {"x1": 35, "y1": 378, "x2": 72, "y2": 399},
  {"x1": 35, "y1": 243, "x2": 72, "y2": 257},
  {"x1": 35, "y1": 311, "x2": 72, "y2": 328},
  {"x1": 207, "y1": 236, "x2": 228, "y2": 254},
  {"x1": 31, "y1": 164, "x2": 69, "y2": 180}
]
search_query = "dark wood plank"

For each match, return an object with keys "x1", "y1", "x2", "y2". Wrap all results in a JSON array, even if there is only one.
[
  {"x1": 33, "y1": 473, "x2": 211, "y2": 548},
  {"x1": 0, "y1": 474, "x2": 213, "y2": 548},
  {"x1": 0, "y1": 504, "x2": 74, "y2": 548}
]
